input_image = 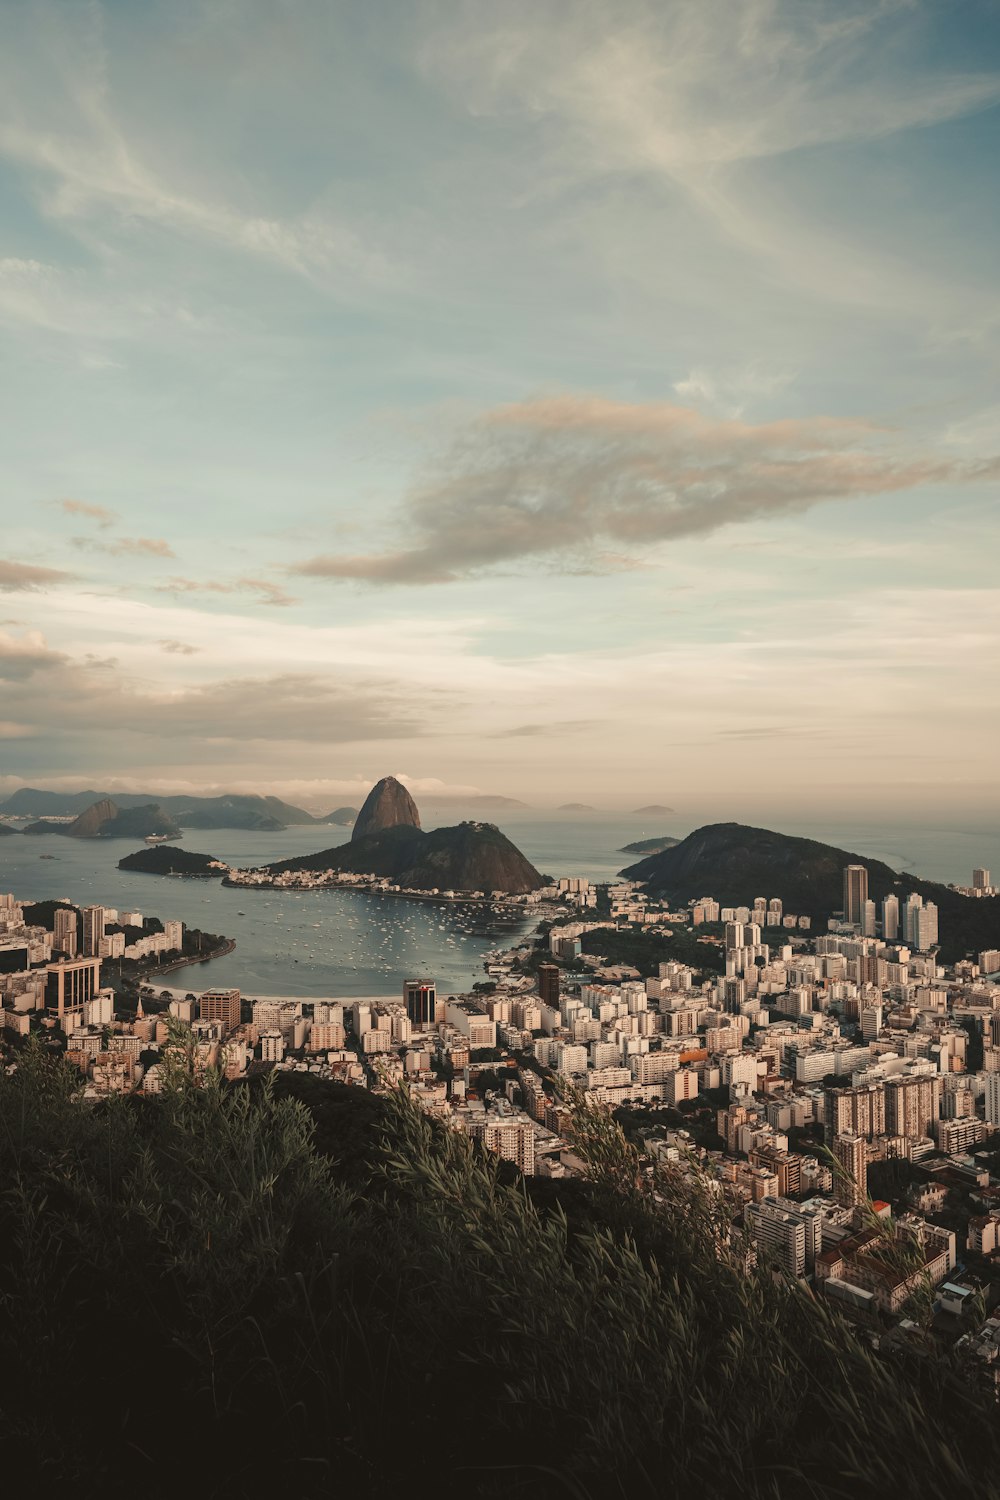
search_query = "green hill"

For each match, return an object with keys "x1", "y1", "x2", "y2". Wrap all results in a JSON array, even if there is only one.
[
  {"x1": 118, "y1": 846, "x2": 225, "y2": 877},
  {"x1": 623, "y1": 822, "x2": 1000, "y2": 963}
]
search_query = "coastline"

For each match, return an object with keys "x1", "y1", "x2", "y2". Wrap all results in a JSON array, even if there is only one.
[{"x1": 135, "y1": 936, "x2": 236, "y2": 979}]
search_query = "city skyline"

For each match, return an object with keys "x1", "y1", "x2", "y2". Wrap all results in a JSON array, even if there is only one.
[{"x1": 2, "y1": 1, "x2": 999, "y2": 807}]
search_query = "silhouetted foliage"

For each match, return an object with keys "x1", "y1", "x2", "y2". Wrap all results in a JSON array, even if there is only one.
[{"x1": 2, "y1": 1046, "x2": 1000, "y2": 1499}]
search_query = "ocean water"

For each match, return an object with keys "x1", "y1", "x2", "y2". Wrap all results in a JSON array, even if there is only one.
[{"x1": 1, "y1": 809, "x2": 997, "y2": 999}]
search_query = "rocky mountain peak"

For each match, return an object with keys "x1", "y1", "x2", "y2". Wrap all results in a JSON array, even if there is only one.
[{"x1": 351, "y1": 776, "x2": 421, "y2": 843}]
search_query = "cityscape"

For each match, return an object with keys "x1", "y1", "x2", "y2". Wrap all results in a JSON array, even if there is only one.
[
  {"x1": 5, "y1": 844, "x2": 1000, "y2": 1344},
  {"x1": 2, "y1": 0, "x2": 1000, "y2": 1495}
]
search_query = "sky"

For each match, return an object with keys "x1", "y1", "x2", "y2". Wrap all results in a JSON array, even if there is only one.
[{"x1": 1, "y1": 0, "x2": 999, "y2": 815}]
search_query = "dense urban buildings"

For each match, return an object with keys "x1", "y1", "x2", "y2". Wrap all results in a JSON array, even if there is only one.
[{"x1": 2, "y1": 849, "x2": 1000, "y2": 1389}]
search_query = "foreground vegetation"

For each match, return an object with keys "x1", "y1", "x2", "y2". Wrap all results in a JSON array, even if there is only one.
[{"x1": 1, "y1": 1047, "x2": 999, "y2": 1499}]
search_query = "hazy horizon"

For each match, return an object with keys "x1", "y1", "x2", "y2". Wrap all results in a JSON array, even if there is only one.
[{"x1": 2, "y1": 2, "x2": 998, "y2": 805}]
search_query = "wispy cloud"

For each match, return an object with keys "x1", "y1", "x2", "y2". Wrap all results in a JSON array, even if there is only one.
[
  {"x1": 292, "y1": 396, "x2": 998, "y2": 584},
  {"x1": 0, "y1": 8, "x2": 395, "y2": 291},
  {"x1": 109, "y1": 536, "x2": 175, "y2": 558},
  {"x1": 0, "y1": 560, "x2": 72, "y2": 592},
  {"x1": 158, "y1": 638, "x2": 200, "y2": 656},
  {"x1": 158, "y1": 576, "x2": 297, "y2": 607},
  {"x1": 426, "y1": 0, "x2": 1000, "y2": 315},
  {"x1": 60, "y1": 498, "x2": 116, "y2": 527}
]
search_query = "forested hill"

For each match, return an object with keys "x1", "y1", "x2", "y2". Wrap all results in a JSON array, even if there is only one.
[
  {"x1": 623, "y1": 821, "x2": 999, "y2": 963},
  {"x1": 2, "y1": 1052, "x2": 999, "y2": 1498}
]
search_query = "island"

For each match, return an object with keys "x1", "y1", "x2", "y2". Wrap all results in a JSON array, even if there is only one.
[
  {"x1": 618, "y1": 835, "x2": 681, "y2": 856},
  {"x1": 118, "y1": 846, "x2": 229, "y2": 877},
  {"x1": 229, "y1": 776, "x2": 545, "y2": 899}
]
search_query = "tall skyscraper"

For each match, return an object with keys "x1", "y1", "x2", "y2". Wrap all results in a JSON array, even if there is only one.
[
  {"x1": 724, "y1": 921, "x2": 745, "y2": 950},
  {"x1": 914, "y1": 902, "x2": 939, "y2": 951},
  {"x1": 537, "y1": 963, "x2": 561, "y2": 1006},
  {"x1": 81, "y1": 905, "x2": 106, "y2": 958},
  {"x1": 885, "y1": 1076, "x2": 938, "y2": 1139},
  {"x1": 825, "y1": 1084, "x2": 886, "y2": 1144},
  {"x1": 974, "y1": 868, "x2": 991, "y2": 891},
  {"x1": 843, "y1": 866, "x2": 868, "y2": 925},
  {"x1": 881, "y1": 894, "x2": 899, "y2": 942},
  {"x1": 860, "y1": 899, "x2": 876, "y2": 937},
  {"x1": 404, "y1": 979, "x2": 436, "y2": 1029},
  {"x1": 833, "y1": 1133, "x2": 868, "y2": 1207},
  {"x1": 986, "y1": 1073, "x2": 1000, "y2": 1128},
  {"x1": 53, "y1": 906, "x2": 78, "y2": 958}
]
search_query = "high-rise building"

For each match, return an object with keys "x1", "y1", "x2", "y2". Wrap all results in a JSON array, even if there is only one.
[
  {"x1": 974, "y1": 868, "x2": 992, "y2": 891},
  {"x1": 45, "y1": 957, "x2": 102, "y2": 1019},
  {"x1": 881, "y1": 894, "x2": 899, "y2": 942},
  {"x1": 902, "y1": 893, "x2": 938, "y2": 950},
  {"x1": 833, "y1": 1132, "x2": 868, "y2": 1207},
  {"x1": 404, "y1": 979, "x2": 436, "y2": 1029},
  {"x1": 82, "y1": 905, "x2": 106, "y2": 958},
  {"x1": 986, "y1": 1073, "x2": 1000, "y2": 1128},
  {"x1": 825, "y1": 1084, "x2": 885, "y2": 1144},
  {"x1": 843, "y1": 866, "x2": 868, "y2": 925},
  {"x1": 198, "y1": 989, "x2": 241, "y2": 1036},
  {"x1": 538, "y1": 963, "x2": 560, "y2": 1006},
  {"x1": 478, "y1": 1119, "x2": 536, "y2": 1177},
  {"x1": 915, "y1": 902, "x2": 938, "y2": 951},
  {"x1": 860, "y1": 899, "x2": 876, "y2": 937},
  {"x1": 724, "y1": 922, "x2": 745, "y2": 950},
  {"x1": 884, "y1": 1075, "x2": 938, "y2": 1139},
  {"x1": 746, "y1": 1199, "x2": 822, "y2": 1278},
  {"x1": 53, "y1": 906, "x2": 78, "y2": 958}
]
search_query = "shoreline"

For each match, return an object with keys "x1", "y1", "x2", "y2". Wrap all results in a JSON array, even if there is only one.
[
  {"x1": 221, "y1": 873, "x2": 544, "y2": 915},
  {"x1": 134, "y1": 936, "x2": 236, "y2": 979},
  {"x1": 149, "y1": 984, "x2": 403, "y2": 1005}
]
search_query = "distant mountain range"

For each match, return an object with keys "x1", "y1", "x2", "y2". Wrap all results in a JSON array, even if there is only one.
[
  {"x1": 2, "y1": 787, "x2": 317, "y2": 830},
  {"x1": 316, "y1": 807, "x2": 358, "y2": 826},
  {"x1": 622, "y1": 821, "x2": 999, "y2": 964},
  {"x1": 23, "y1": 800, "x2": 183, "y2": 840},
  {"x1": 0, "y1": 786, "x2": 529, "y2": 830},
  {"x1": 632, "y1": 804, "x2": 676, "y2": 815}
]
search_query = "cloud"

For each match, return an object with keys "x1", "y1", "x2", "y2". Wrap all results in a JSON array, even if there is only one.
[
  {"x1": 0, "y1": 11, "x2": 395, "y2": 292},
  {"x1": 158, "y1": 576, "x2": 297, "y2": 607},
  {"x1": 425, "y1": 1, "x2": 1000, "y2": 317},
  {"x1": 429, "y1": 1, "x2": 1000, "y2": 171},
  {"x1": 109, "y1": 536, "x2": 175, "y2": 558},
  {"x1": 59, "y1": 498, "x2": 116, "y2": 527},
  {"x1": 3, "y1": 664, "x2": 423, "y2": 749},
  {"x1": 291, "y1": 396, "x2": 999, "y2": 584},
  {"x1": 496, "y1": 719, "x2": 598, "y2": 737},
  {"x1": 158, "y1": 639, "x2": 200, "y2": 656},
  {"x1": 74, "y1": 534, "x2": 177, "y2": 559},
  {"x1": 0, "y1": 630, "x2": 68, "y2": 680},
  {"x1": 0, "y1": 559, "x2": 72, "y2": 591}
]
